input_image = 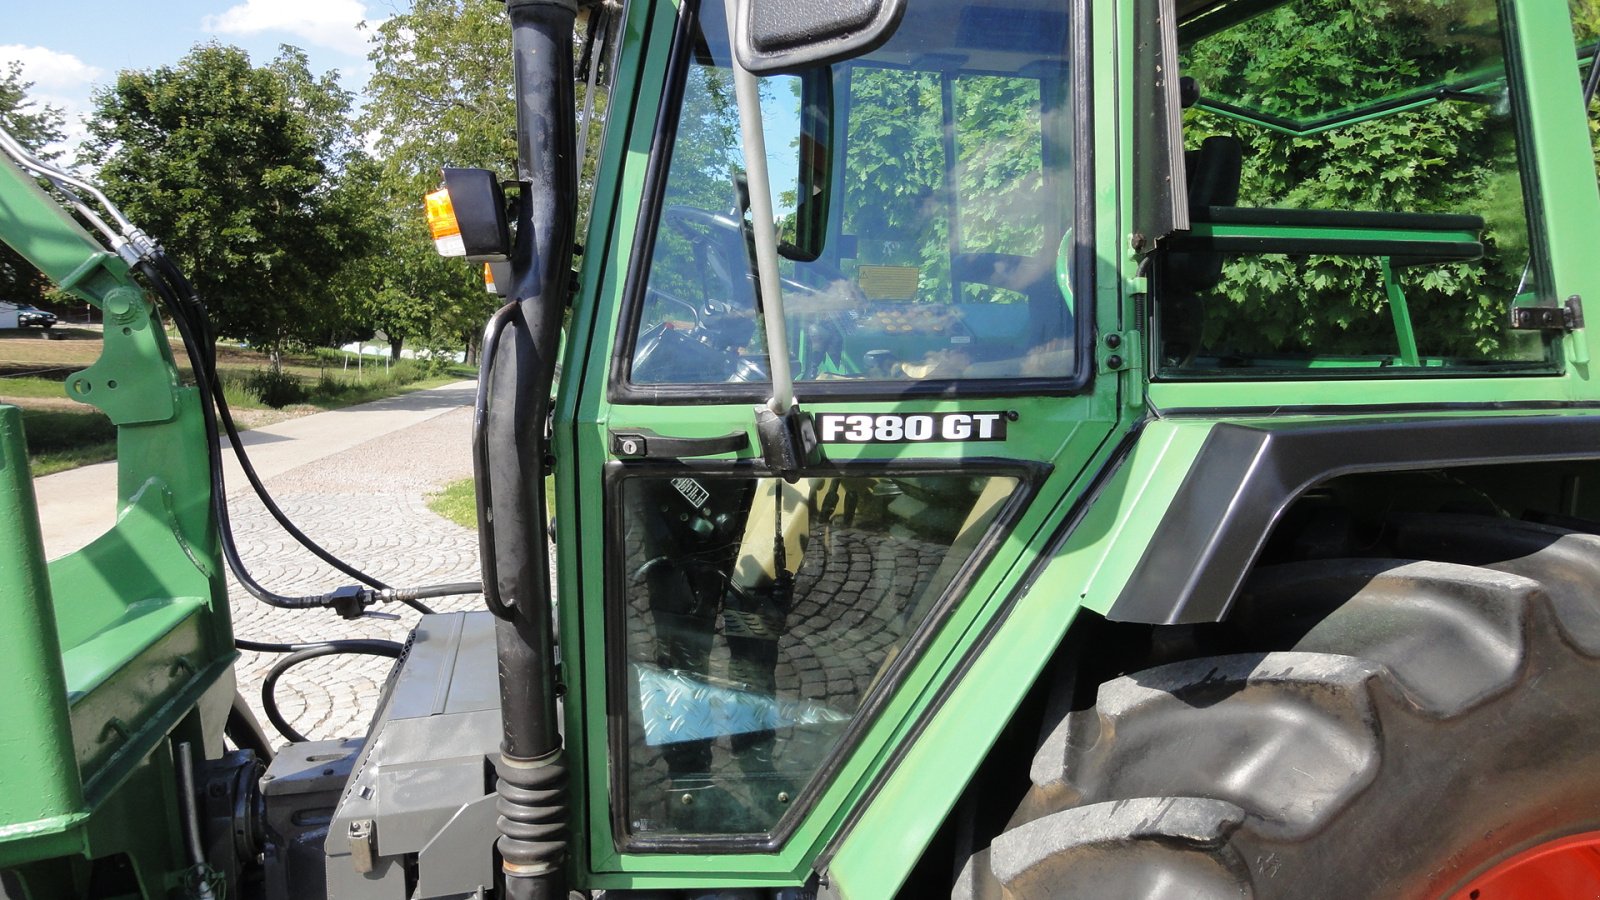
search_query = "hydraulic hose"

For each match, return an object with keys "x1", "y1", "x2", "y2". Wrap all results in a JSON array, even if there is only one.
[
  {"x1": 0, "y1": 122, "x2": 477, "y2": 617},
  {"x1": 136, "y1": 256, "x2": 480, "y2": 616},
  {"x1": 474, "y1": 301, "x2": 522, "y2": 620},
  {"x1": 148, "y1": 255, "x2": 451, "y2": 612},
  {"x1": 256, "y1": 639, "x2": 404, "y2": 742}
]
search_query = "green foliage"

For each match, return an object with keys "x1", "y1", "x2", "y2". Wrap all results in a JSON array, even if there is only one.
[
  {"x1": 246, "y1": 367, "x2": 308, "y2": 408},
  {"x1": 0, "y1": 62, "x2": 65, "y2": 309},
  {"x1": 357, "y1": 0, "x2": 524, "y2": 361},
  {"x1": 240, "y1": 358, "x2": 435, "y2": 409},
  {"x1": 841, "y1": 68, "x2": 1051, "y2": 304},
  {"x1": 81, "y1": 45, "x2": 369, "y2": 356},
  {"x1": 363, "y1": 0, "x2": 517, "y2": 193},
  {"x1": 1180, "y1": 0, "x2": 1533, "y2": 360}
]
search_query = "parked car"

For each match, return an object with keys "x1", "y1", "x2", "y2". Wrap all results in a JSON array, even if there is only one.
[{"x1": 0, "y1": 301, "x2": 57, "y2": 329}]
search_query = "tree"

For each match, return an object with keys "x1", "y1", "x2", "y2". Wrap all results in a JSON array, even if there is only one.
[
  {"x1": 0, "y1": 62, "x2": 66, "y2": 308},
  {"x1": 81, "y1": 44, "x2": 366, "y2": 361},
  {"x1": 359, "y1": 0, "x2": 616, "y2": 362},
  {"x1": 358, "y1": 0, "x2": 517, "y2": 361}
]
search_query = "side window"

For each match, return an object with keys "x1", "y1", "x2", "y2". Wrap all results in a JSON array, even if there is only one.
[
  {"x1": 616, "y1": 470, "x2": 1020, "y2": 838},
  {"x1": 1574, "y1": 3, "x2": 1600, "y2": 180},
  {"x1": 1157, "y1": 0, "x2": 1547, "y2": 374}
]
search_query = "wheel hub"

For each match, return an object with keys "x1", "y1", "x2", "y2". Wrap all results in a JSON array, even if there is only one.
[{"x1": 1449, "y1": 831, "x2": 1600, "y2": 899}]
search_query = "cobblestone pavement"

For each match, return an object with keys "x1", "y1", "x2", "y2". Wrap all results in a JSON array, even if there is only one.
[{"x1": 227, "y1": 390, "x2": 483, "y2": 744}]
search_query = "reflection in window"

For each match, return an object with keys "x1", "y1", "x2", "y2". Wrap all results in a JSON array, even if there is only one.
[
  {"x1": 617, "y1": 472, "x2": 1017, "y2": 837},
  {"x1": 1156, "y1": 0, "x2": 1548, "y2": 374},
  {"x1": 629, "y1": 0, "x2": 1076, "y2": 387}
]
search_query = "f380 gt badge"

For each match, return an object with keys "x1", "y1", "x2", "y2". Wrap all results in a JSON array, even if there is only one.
[{"x1": 816, "y1": 411, "x2": 1015, "y2": 444}]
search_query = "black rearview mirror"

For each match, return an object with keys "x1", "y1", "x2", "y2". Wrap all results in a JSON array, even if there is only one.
[{"x1": 732, "y1": 0, "x2": 906, "y2": 75}]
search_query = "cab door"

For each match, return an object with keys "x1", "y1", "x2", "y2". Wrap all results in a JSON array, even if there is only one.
[{"x1": 558, "y1": 0, "x2": 1118, "y2": 884}]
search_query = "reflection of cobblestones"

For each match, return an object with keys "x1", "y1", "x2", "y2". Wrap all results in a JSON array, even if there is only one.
[
  {"x1": 228, "y1": 406, "x2": 481, "y2": 744},
  {"x1": 620, "y1": 477, "x2": 956, "y2": 833}
]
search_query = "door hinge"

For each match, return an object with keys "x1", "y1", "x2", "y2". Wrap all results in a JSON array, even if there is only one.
[{"x1": 1511, "y1": 295, "x2": 1584, "y2": 332}]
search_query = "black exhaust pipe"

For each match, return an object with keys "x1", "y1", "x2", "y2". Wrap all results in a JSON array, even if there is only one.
[{"x1": 481, "y1": 1, "x2": 577, "y2": 898}]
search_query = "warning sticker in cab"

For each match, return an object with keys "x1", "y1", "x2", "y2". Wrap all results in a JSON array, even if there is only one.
[{"x1": 816, "y1": 412, "x2": 1013, "y2": 444}]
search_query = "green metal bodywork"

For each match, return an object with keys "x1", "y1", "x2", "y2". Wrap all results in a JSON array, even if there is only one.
[{"x1": 0, "y1": 154, "x2": 234, "y2": 897}]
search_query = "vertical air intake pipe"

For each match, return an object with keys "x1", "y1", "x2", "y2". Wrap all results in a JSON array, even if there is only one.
[{"x1": 483, "y1": 1, "x2": 577, "y2": 898}]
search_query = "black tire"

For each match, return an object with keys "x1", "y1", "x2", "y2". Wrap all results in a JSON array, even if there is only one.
[{"x1": 958, "y1": 515, "x2": 1600, "y2": 899}]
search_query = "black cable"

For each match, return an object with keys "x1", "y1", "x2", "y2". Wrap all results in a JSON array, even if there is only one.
[
  {"x1": 136, "y1": 255, "x2": 482, "y2": 615},
  {"x1": 139, "y1": 261, "x2": 329, "y2": 610},
  {"x1": 149, "y1": 254, "x2": 427, "y2": 605},
  {"x1": 256, "y1": 640, "x2": 404, "y2": 742}
]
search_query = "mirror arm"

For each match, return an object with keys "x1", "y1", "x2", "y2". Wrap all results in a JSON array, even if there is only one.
[{"x1": 725, "y1": 0, "x2": 797, "y2": 417}]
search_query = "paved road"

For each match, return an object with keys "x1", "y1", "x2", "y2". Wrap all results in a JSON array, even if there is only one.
[{"x1": 33, "y1": 381, "x2": 485, "y2": 742}]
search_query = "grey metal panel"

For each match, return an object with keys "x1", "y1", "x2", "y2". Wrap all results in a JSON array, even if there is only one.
[
  {"x1": 327, "y1": 612, "x2": 506, "y2": 899},
  {"x1": 417, "y1": 794, "x2": 498, "y2": 899},
  {"x1": 325, "y1": 855, "x2": 407, "y2": 900},
  {"x1": 386, "y1": 611, "x2": 500, "y2": 720}
]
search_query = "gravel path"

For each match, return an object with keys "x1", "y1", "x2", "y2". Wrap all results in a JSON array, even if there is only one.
[{"x1": 227, "y1": 402, "x2": 483, "y2": 743}]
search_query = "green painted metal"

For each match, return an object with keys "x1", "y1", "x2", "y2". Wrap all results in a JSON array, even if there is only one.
[
  {"x1": 1381, "y1": 257, "x2": 1421, "y2": 367},
  {"x1": 1183, "y1": 219, "x2": 1481, "y2": 247},
  {"x1": 0, "y1": 0, "x2": 1596, "y2": 896},
  {"x1": 0, "y1": 407, "x2": 86, "y2": 851},
  {"x1": 0, "y1": 150, "x2": 231, "y2": 896}
]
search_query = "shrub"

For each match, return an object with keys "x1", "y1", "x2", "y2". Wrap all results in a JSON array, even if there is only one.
[
  {"x1": 20, "y1": 409, "x2": 116, "y2": 454},
  {"x1": 246, "y1": 368, "x2": 306, "y2": 408},
  {"x1": 312, "y1": 370, "x2": 343, "y2": 402}
]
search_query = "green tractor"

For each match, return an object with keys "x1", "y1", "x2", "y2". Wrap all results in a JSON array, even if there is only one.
[{"x1": 5, "y1": 0, "x2": 1600, "y2": 896}]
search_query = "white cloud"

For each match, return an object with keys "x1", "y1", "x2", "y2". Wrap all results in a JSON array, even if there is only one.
[
  {"x1": 0, "y1": 45, "x2": 106, "y2": 153},
  {"x1": 203, "y1": 0, "x2": 375, "y2": 57}
]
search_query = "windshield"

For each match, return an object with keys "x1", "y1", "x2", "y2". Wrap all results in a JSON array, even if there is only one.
[{"x1": 627, "y1": 0, "x2": 1076, "y2": 389}]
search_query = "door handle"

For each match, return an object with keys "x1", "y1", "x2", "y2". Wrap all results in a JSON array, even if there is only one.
[{"x1": 610, "y1": 429, "x2": 750, "y2": 459}]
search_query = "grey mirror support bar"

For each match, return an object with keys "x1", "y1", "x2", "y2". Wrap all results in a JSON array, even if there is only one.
[{"x1": 725, "y1": 0, "x2": 797, "y2": 416}]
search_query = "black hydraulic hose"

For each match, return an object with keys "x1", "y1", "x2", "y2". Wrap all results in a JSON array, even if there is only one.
[
  {"x1": 147, "y1": 255, "x2": 447, "y2": 612},
  {"x1": 257, "y1": 639, "x2": 404, "y2": 742},
  {"x1": 138, "y1": 262, "x2": 328, "y2": 610},
  {"x1": 137, "y1": 257, "x2": 481, "y2": 615}
]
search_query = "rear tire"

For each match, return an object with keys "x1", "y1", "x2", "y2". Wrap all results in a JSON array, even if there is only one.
[{"x1": 959, "y1": 516, "x2": 1600, "y2": 898}]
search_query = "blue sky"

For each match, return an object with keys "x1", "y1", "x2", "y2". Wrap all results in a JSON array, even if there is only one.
[{"x1": 4, "y1": 0, "x2": 383, "y2": 152}]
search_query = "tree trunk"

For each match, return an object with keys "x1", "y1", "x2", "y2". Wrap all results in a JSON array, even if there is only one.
[{"x1": 389, "y1": 335, "x2": 403, "y2": 361}]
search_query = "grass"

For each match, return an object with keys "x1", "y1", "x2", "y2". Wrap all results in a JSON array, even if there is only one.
[
  {"x1": 427, "y1": 476, "x2": 559, "y2": 533},
  {"x1": 20, "y1": 408, "x2": 118, "y2": 476},
  {"x1": 428, "y1": 478, "x2": 479, "y2": 529},
  {"x1": 0, "y1": 376, "x2": 77, "y2": 399},
  {"x1": 3, "y1": 330, "x2": 476, "y2": 476}
]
